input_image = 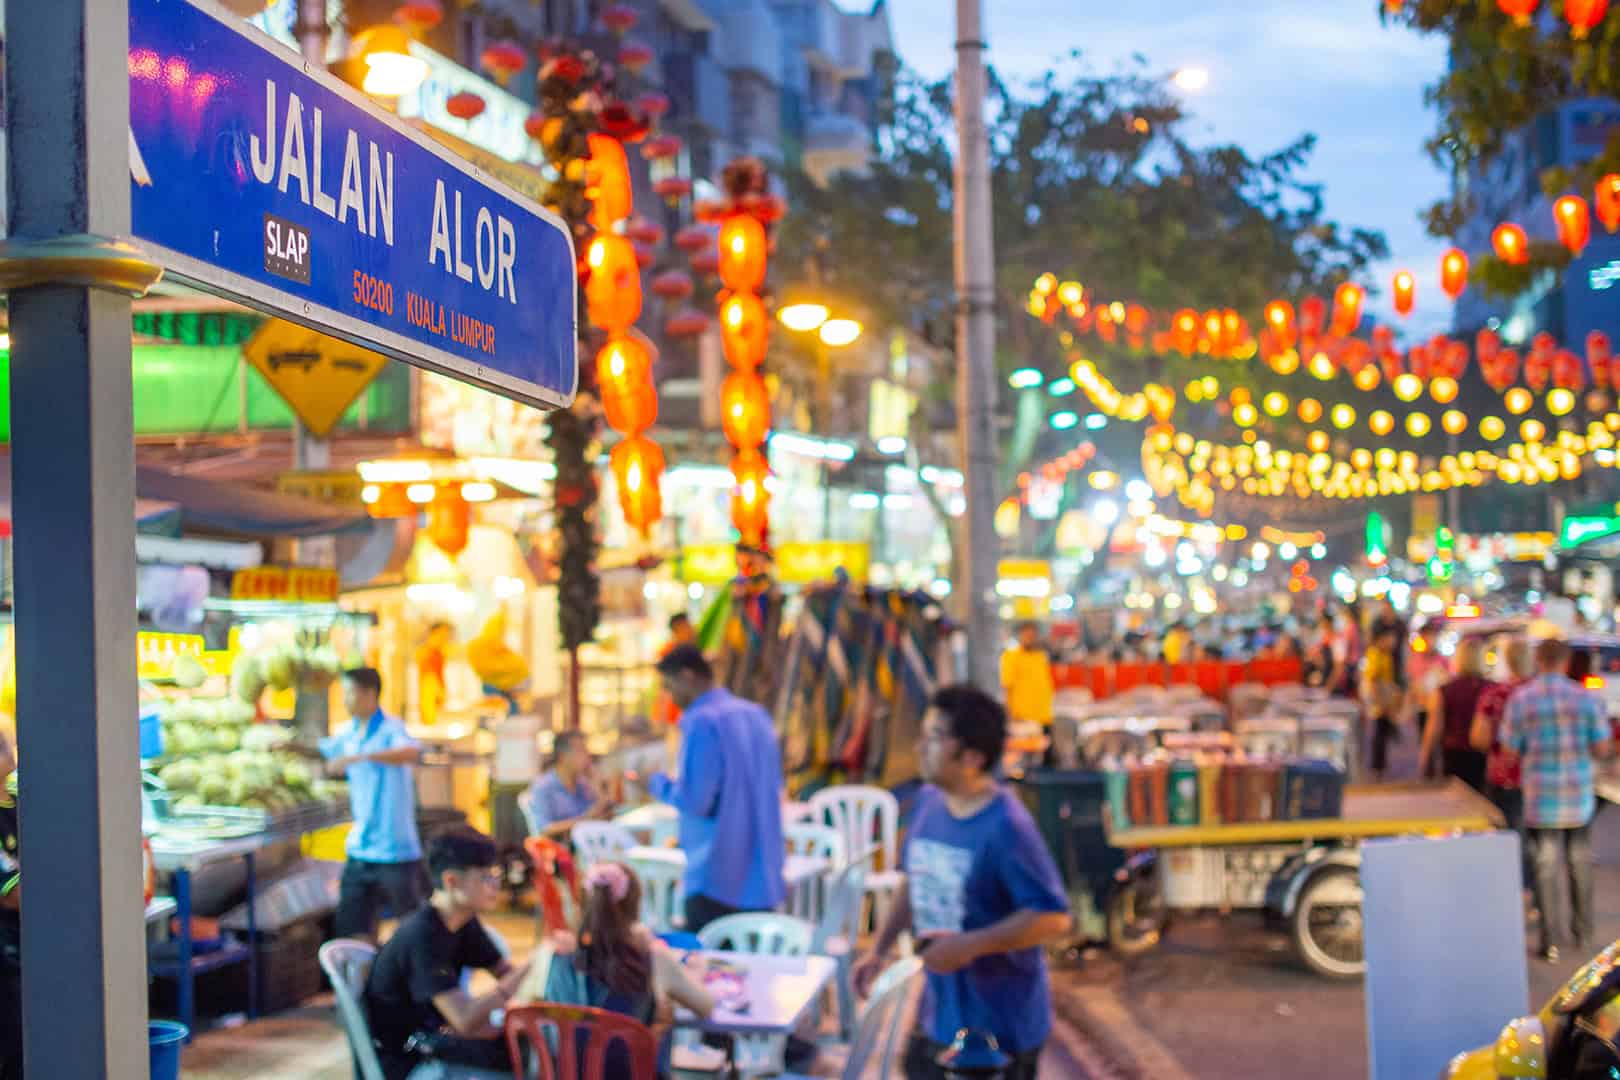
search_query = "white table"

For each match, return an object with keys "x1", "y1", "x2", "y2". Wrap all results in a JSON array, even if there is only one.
[
  {"x1": 617, "y1": 799, "x2": 818, "y2": 843},
  {"x1": 624, "y1": 846, "x2": 828, "y2": 891},
  {"x1": 673, "y1": 952, "x2": 838, "y2": 1036}
]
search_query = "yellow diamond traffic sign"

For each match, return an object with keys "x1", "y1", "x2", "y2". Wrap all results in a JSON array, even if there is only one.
[{"x1": 243, "y1": 319, "x2": 389, "y2": 439}]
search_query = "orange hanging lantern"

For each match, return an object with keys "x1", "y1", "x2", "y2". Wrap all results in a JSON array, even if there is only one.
[
  {"x1": 1264, "y1": 300, "x2": 1296, "y2": 349},
  {"x1": 720, "y1": 371, "x2": 771, "y2": 450},
  {"x1": 718, "y1": 215, "x2": 768, "y2": 293},
  {"x1": 1492, "y1": 222, "x2": 1530, "y2": 265},
  {"x1": 365, "y1": 482, "x2": 416, "y2": 519},
  {"x1": 1565, "y1": 0, "x2": 1608, "y2": 36},
  {"x1": 585, "y1": 234, "x2": 643, "y2": 331},
  {"x1": 1298, "y1": 295, "x2": 1326, "y2": 339},
  {"x1": 1554, "y1": 195, "x2": 1591, "y2": 254},
  {"x1": 394, "y1": 0, "x2": 444, "y2": 33},
  {"x1": 730, "y1": 451, "x2": 771, "y2": 544},
  {"x1": 719, "y1": 292, "x2": 769, "y2": 369},
  {"x1": 1331, "y1": 282, "x2": 1365, "y2": 336},
  {"x1": 1497, "y1": 0, "x2": 1539, "y2": 24},
  {"x1": 1392, "y1": 270, "x2": 1416, "y2": 316},
  {"x1": 1598, "y1": 174, "x2": 1620, "y2": 233},
  {"x1": 1440, "y1": 248, "x2": 1469, "y2": 299},
  {"x1": 1171, "y1": 309, "x2": 1198, "y2": 356},
  {"x1": 426, "y1": 489, "x2": 471, "y2": 557},
  {"x1": 586, "y1": 134, "x2": 633, "y2": 230},
  {"x1": 596, "y1": 338, "x2": 657, "y2": 434},
  {"x1": 611, "y1": 436, "x2": 666, "y2": 536}
]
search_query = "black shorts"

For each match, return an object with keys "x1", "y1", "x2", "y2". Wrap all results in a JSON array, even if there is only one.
[{"x1": 334, "y1": 858, "x2": 425, "y2": 940}]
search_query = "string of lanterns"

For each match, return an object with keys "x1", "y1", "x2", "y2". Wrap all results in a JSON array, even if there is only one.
[
  {"x1": 1384, "y1": 0, "x2": 1614, "y2": 40},
  {"x1": 712, "y1": 159, "x2": 778, "y2": 547}
]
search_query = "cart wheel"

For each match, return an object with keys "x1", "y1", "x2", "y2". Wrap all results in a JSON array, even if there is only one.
[
  {"x1": 1292, "y1": 866, "x2": 1365, "y2": 979},
  {"x1": 1106, "y1": 879, "x2": 1167, "y2": 957}
]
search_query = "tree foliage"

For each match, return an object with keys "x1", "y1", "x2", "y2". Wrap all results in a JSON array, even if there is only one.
[
  {"x1": 775, "y1": 54, "x2": 1389, "y2": 391},
  {"x1": 1388, "y1": 0, "x2": 1620, "y2": 286}
]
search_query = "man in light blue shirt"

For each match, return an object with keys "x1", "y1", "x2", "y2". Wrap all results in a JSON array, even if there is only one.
[
  {"x1": 650, "y1": 645, "x2": 784, "y2": 931},
  {"x1": 521, "y1": 730, "x2": 610, "y2": 839},
  {"x1": 319, "y1": 667, "x2": 424, "y2": 941}
]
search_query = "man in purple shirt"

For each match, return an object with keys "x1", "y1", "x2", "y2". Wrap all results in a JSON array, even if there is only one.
[{"x1": 649, "y1": 645, "x2": 785, "y2": 931}]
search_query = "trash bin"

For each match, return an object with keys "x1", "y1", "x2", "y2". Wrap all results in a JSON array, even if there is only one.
[
  {"x1": 149, "y1": 1020, "x2": 188, "y2": 1080},
  {"x1": 1015, "y1": 770, "x2": 1125, "y2": 942}
]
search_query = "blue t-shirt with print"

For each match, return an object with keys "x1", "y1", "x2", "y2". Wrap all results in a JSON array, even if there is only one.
[{"x1": 903, "y1": 784, "x2": 1068, "y2": 1053}]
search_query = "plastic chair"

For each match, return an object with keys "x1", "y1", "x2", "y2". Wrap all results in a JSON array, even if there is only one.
[
  {"x1": 626, "y1": 849, "x2": 685, "y2": 933},
  {"x1": 810, "y1": 860, "x2": 867, "y2": 1039},
  {"x1": 504, "y1": 1002, "x2": 658, "y2": 1080},
  {"x1": 782, "y1": 822, "x2": 847, "y2": 924},
  {"x1": 319, "y1": 939, "x2": 386, "y2": 1080},
  {"x1": 808, "y1": 785, "x2": 901, "y2": 932},
  {"x1": 569, "y1": 821, "x2": 636, "y2": 870},
  {"x1": 698, "y1": 913, "x2": 814, "y2": 1077},
  {"x1": 783, "y1": 954, "x2": 922, "y2": 1080}
]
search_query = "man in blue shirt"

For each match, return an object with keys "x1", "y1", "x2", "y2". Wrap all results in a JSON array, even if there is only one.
[
  {"x1": 649, "y1": 645, "x2": 784, "y2": 931},
  {"x1": 853, "y1": 685, "x2": 1070, "y2": 1080},
  {"x1": 320, "y1": 667, "x2": 425, "y2": 942},
  {"x1": 521, "y1": 730, "x2": 611, "y2": 839}
]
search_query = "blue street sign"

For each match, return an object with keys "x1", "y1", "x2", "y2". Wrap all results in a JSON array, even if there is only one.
[{"x1": 128, "y1": 0, "x2": 577, "y2": 409}]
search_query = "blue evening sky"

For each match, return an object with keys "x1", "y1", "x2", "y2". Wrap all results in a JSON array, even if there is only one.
[{"x1": 880, "y1": 0, "x2": 1453, "y2": 335}]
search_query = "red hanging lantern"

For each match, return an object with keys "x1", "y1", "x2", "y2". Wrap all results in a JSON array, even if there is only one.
[
  {"x1": 1492, "y1": 222, "x2": 1530, "y2": 265},
  {"x1": 1554, "y1": 195, "x2": 1591, "y2": 255},
  {"x1": 524, "y1": 111, "x2": 548, "y2": 141},
  {"x1": 1596, "y1": 174, "x2": 1620, "y2": 234},
  {"x1": 365, "y1": 482, "x2": 416, "y2": 519},
  {"x1": 721, "y1": 371, "x2": 771, "y2": 449},
  {"x1": 1497, "y1": 0, "x2": 1539, "y2": 24},
  {"x1": 692, "y1": 199, "x2": 731, "y2": 224},
  {"x1": 1170, "y1": 309, "x2": 1198, "y2": 356},
  {"x1": 585, "y1": 234, "x2": 643, "y2": 332},
  {"x1": 651, "y1": 270, "x2": 694, "y2": 301},
  {"x1": 652, "y1": 176, "x2": 694, "y2": 204},
  {"x1": 625, "y1": 217, "x2": 663, "y2": 246},
  {"x1": 426, "y1": 489, "x2": 471, "y2": 557},
  {"x1": 635, "y1": 92, "x2": 671, "y2": 121},
  {"x1": 1589, "y1": 331, "x2": 1613, "y2": 390},
  {"x1": 394, "y1": 0, "x2": 443, "y2": 33},
  {"x1": 633, "y1": 243, "x2": 656, "y2": 270},
  {"x1": 642, "y1": 134, "x2": 683, "y2": 162},
  {"x1": 618, "y1": 41, "x2": 654, "y2": 74},
  {"x1": 719, "y1": 292, "x2": 769, "y2": 368},
  {"x1": 1408, "y1": 343, "x2": 1432, "y2": 381},
  {"x1": 718, "y1": 215, "x2": 768, "y2": 293},
  {"x1": 1263, "y1": 300, "x2": 1296, "y2": 349},
  {"x1": 1565, "y1": 0, "x2": 1608, "y2": 36},
  {"x1": 479, "y1": 41, "x2": 526, "y2": 85},
  {"x1": 612, "y1": 436, "x2": 666, "y2": 536},
  {"x1": 1440, "y1": 248, "x2": 1470, "y2": 299},
  {"x1": 1553, "y1": 349, "x2": 1586, "y2": 391},
  {"x1": 674, "y1": 225, "x2": 713, "y2": 253},
  {"x1": 445, "y1": 92, "x2": 486, "y2": 120},
  {"x1": 665, "y1": 309, "x2": 711, "y2": 338},
  {"x1": 1392, "y1": 270, "x2": 1416, "y2": 316},
  {"x1": 1525, "y1": 333, "x2": 1556, "y2": 390},
  {"x1": 1330, "y1": 282, "x2": 1365, "y2": 336},
  {"x1": 1125, "y1": 304, "x2": 1150, "y2": 336},
  {"x1": 1496, "y1": 349, "x2": 1523, "y2": 391},
  {"x1": 1298, "y1": 295, "x2": 1326, "y2": 339},
  {"x1": 586, "y1": 134, "x2": 633, "y2": 230},
  {"x1": 596, "y1": 338, "x2": 657, "y2": 435},
  {"x1": 600, "y1": 3, "x2": 638, "y2": 34},
  {"x1": 749, "y1": 194, "x2": 788, "y2": 224},
  {"x1": 689, "y1": 249, "x2": 720, "y2": 275}
]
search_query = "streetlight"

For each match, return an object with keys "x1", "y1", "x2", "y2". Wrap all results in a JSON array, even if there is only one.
[
  {"x1": 1172, "y1": 66, "x2": 1210, "y2": 92},
  {"x1": 778, "y1": 300, "x2": 864, "y2": 538},
  {"x1": 343, "y1": 26, "x2": 429, "y2": 99}
]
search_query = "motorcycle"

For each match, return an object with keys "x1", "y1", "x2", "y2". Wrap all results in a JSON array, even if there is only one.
[{"x1": 1443, "y1": 939, "x2": 1620, "y2": 1078}]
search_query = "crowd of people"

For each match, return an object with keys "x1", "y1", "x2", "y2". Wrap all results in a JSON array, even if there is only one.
[{"x1": 305, "y1": 643, "x2": 1072, "y2": 1079}]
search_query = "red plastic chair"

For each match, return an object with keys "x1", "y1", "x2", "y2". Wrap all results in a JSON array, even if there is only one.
[
  {"x1": 1168, "y1": 662, "x2": 1197, "y2": 687},
  {"x1": 1194, "y1": 660, "x2": 1225, "y2": 699},
  {"x1": 504, "y1": 1002, "x2": 659, "y2": 1080},
  {"x1": 524, "y1": 837, "x2": 581, "y2": 936}
]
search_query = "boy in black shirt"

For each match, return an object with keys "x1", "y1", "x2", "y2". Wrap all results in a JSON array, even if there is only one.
[{"x1": 364, "y1": 827, "x2": 529, "y2": 1080}]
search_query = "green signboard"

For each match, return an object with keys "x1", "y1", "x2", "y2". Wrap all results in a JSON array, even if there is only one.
[{"x1": 1560, "y1": 514, "x2": 1620, "y2": 549}]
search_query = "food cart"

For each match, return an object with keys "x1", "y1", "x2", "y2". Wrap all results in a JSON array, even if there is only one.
[{"x1": 1102, "y1": 779, "x2": 1503, "y2": 978}]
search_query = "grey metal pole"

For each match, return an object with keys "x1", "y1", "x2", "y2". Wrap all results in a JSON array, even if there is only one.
[
  {"x1": 4, "y1": 0, "x2": 149, "y2": 1076},
  {"x1": 953, "y1": 0, "x2": 1002, "y2": 688}
]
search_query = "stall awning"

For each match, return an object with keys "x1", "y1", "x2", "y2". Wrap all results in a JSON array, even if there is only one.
[{"x1": 0, "y1": 457, "x2": 372, "y2": 539}]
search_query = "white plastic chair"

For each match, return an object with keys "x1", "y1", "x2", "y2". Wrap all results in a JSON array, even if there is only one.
[
  {"x1": 809, "y1": 785, "x2": 901, "y2": 931},
  {"x1": 782, "y1": 955, "x2": 923, "y2": 1080},
  {"x1": 570, "y1": 820, "x2": 636, "y2": 870},
  {"x1": 319, "y1": 939, "x2": 510, "y2": 1080},
  {"x1": 783, "y1": 822, "x2": 847, "y2": 924},
  {"x1": 627, "y1": 848, "x2": 685, "y2": 933},
  {"x1": 697, "y1": 913, "x2": 815, "y2": 1078},
  {"x1": 811, "y1": 860, "x2": 867, "y2": 1039}
]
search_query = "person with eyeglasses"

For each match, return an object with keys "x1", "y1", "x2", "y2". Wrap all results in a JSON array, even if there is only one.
[
  {"x1": 363, "y1": 827, "x2": 530, "y2": 1080},
  {"x1": 852, "y1": 685, "x2": 1070, "y2": 1080}
]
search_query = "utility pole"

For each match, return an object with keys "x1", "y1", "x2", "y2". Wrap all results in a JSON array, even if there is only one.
[{"x1": 953, "y1": 0, "x2": 1002, "y2": 688}]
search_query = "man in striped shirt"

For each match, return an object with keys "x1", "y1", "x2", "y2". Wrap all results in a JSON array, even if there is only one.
[{"x1": 1501, "y1": 637, "x2": 1613, "y2": 961}]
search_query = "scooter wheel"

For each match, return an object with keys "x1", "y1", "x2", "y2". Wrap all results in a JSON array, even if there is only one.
[
  {"x1": 1106, "y1": 879, "x2": 1167, "y2": 957},
  {"x1": 1292, "y1": 866, "x2": 1365, "y2": 979}
]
